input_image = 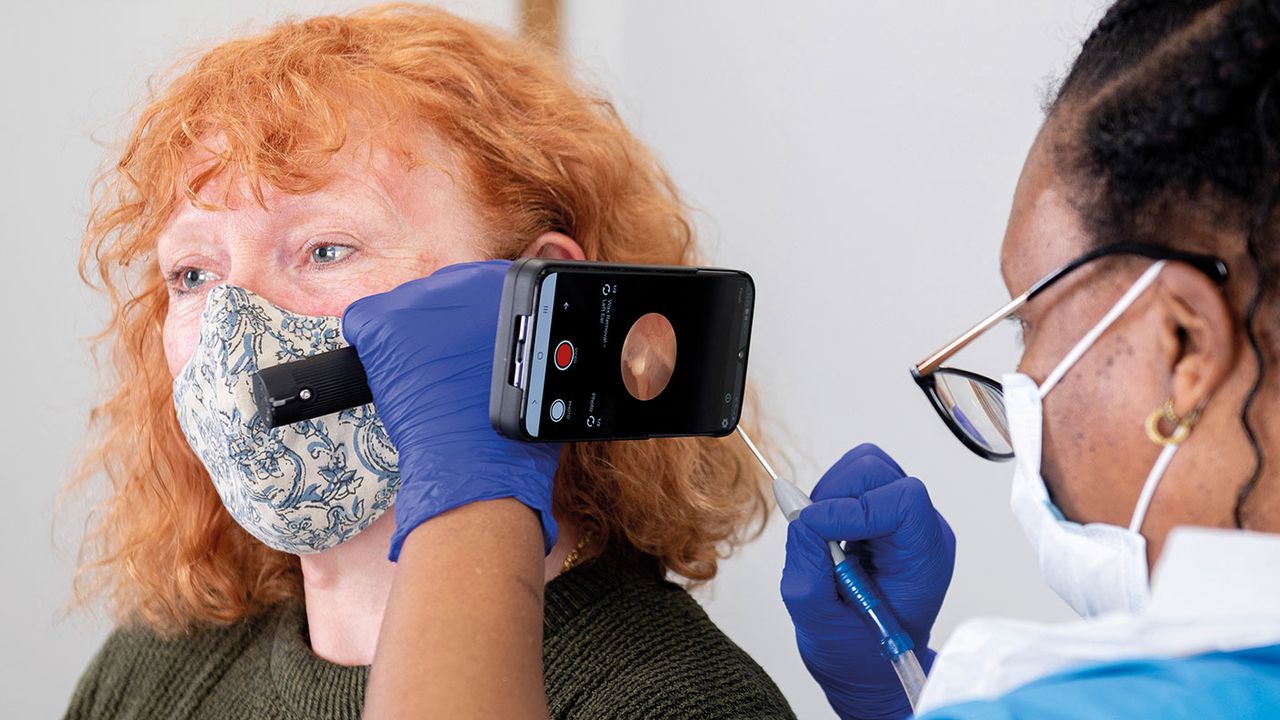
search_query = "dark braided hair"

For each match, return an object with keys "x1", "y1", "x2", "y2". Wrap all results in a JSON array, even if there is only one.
[{"x1": 1052, "y1": 0, "x2": 1280, "y2": 526}]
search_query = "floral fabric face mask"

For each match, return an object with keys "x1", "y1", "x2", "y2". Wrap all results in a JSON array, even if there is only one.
[{"x1": 173, "y1": 285, "x2": 400, "y2": 554}]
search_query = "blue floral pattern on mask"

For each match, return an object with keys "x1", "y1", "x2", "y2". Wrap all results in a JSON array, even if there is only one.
[{"x1": 173, "y1": 285, "x2": 400, "y2": 554}]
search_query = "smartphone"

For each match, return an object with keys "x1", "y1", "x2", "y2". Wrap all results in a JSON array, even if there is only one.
[{"x1": 489, "y1": 259, "x2": 754, "y2": 442}]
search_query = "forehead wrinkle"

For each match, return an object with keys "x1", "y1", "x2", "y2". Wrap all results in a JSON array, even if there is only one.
[
  {"x1": 164, "y1": 157, "x2": 391, "y2": 241},
  {"x1": 155, "y1": 196, "x2": 242, "y2": 268},
  {"x1": 261, "y1": 177, "x2": 413, "y2": 255},
  {"x1": 337, "y1": 154, "x2": 413, "y2": 231},
  {"x1": 304, "y1": 132, "x2": 460, "y2": 238},
  {"x1": 159, "y1": 120, "x2": 467, "y2": 267}
]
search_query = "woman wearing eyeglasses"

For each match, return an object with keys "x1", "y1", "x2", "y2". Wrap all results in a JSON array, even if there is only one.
[
  {"x1": 783, "y1": 1, "x2": 1280, "y2": 718},
  {"x1": 307, "y1": 1, "x2": 1280, "y2": 718}
]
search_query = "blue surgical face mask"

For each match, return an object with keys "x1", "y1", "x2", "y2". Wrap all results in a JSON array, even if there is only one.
[
  {"x1": 1004, "y1": 261, "x2": 1175, "y2": 617},
  {"x1": 172, "y1": 285, "x2": 400, "y2": 554}
]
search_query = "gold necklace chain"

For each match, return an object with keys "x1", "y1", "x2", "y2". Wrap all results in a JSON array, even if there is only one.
[{"x1": 559, "y1": 532, "x2": 592, "y2": 575}]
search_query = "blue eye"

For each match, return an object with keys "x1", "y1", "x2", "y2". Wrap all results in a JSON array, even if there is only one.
[
  {"x1": 311, "y1": 244, "x2": 354, "y2": 264},
  {"x1": 172, "y1": 267, "x2": 218, "y2": 293}
]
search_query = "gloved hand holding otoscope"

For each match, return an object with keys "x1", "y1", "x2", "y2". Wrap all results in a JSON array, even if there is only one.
[
  {"x1": 255, "y1": 258, "x2": 946, "y2": 718},
  {"x1": 739, "y1": 429, "x2": 939, "y2": 715}
]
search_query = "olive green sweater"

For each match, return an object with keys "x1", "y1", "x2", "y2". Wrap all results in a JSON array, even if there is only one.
[{"x1": 64, "y1": 552, "x2": 795, "y2": 719}]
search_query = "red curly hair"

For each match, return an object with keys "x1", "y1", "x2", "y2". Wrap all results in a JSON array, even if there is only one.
[{"x1": 72, "y1": 3, "x2": 769, "y2": 633}]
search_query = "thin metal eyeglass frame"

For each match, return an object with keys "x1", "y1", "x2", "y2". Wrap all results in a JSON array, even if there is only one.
[{"x1": 910, "y1": 242, "x2": 1230, "y2": 462}]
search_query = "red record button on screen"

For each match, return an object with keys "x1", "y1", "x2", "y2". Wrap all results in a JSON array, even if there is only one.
[{"x1": 554, "y1": 340, "x2": 575, "y2": 370}]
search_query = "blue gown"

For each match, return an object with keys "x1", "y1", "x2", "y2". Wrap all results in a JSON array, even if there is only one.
[{"x1": 919, "y1": 643, "x2": 1280, "y2": 720}]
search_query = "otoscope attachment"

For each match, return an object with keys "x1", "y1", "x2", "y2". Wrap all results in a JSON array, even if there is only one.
[
  {"x1": 771, "y1": 477, "x2": 810, "y2": 522},
  {"x1": 254, "y1": 347, "x2": 372, "y2": 428},
  {"x1": 736, "y1": 426, "x2": 925, "y2": 711}
]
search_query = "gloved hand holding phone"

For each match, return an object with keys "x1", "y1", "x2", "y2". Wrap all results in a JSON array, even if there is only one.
[
  {"x1": 782, "y1": 444, "x2": 955, "y2": 720},
  {"x1": 343, "y1": 260, "x2": 563, "y2": 560}
]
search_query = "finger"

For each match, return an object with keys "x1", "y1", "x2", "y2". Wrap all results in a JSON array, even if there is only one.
[
  {"x1": 427, "y1": 259, "x2": 511, "y2": 289},
  {"x1": 781, "y1": 520, "x2": 839, "y2": 608},
  {"x1": 342, "y1": 263, "x2": 507, "y2": 340},
  {"x1": 810, "y1": 444, "x2": 907, "y2": 501},
  {"x1": 799, "y1": 476, "x2": 933, "y2": 543},
  {"x1": 430, "y1": 258, "x2": 509, "y2": 275},
  {"x1": 340, "y1": 294, "x2": 386, "y2": 346}
]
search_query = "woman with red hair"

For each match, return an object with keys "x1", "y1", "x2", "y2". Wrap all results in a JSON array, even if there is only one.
[{"x1": 65, "y1": 5, "x2": 792, "y2": 718}]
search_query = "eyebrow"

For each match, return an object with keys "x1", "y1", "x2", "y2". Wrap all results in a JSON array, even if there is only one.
[{"x1": 155, "y1": 216, "x2": 220, "y2": 260}]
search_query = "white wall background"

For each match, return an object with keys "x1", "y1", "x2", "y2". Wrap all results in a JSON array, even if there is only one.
[{"x1": 2, "y1": 2, "x2": 1106, "y2": 718}]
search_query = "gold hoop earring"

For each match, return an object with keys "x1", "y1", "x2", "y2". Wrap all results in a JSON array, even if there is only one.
[{"x1": 1145, "y1": 397, "x2": 1200, "y2": 447}]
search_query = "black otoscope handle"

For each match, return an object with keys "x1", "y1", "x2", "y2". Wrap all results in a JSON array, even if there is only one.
[{"x1": 253, "y1": 347, "x2": 372, "y2": 428}]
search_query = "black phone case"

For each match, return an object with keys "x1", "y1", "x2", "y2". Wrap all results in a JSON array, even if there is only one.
[
  {"x1": 488, "y1": 257, "x2": 545, "y2": 440},
  {"x1": 487, "y1": 258, "x2": 752, "y2": 442}
]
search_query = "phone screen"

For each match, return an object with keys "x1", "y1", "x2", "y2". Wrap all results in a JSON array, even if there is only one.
[{"x1": 522, "y1": 267, "x2": 752, "y2": 440}]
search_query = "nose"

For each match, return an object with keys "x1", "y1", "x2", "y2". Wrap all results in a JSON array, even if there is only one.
[
  {"x1": 216, "y1": 237, "x2": 353, "y2": 319},
  {"x1": 219, "y1": 258, "x2": 290, "y2": 314},
  {"x1": 217, "y1": 245, "x2": 336, "y2": 319}
]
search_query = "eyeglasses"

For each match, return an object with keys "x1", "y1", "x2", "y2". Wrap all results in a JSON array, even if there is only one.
[{"x1": 910, "y1": 243, "x2": 1229, "y2": 462}]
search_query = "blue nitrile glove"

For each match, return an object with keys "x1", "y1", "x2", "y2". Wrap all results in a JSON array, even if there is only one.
[
  {"x1": 781, "y1": 444, "x2": 955, "y2": 720},
  {"x1": 343, "y1": 260, "x2": 562, "y2": 561}
]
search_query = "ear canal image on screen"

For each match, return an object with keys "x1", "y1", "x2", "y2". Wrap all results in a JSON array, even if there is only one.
[{"x1": 620, "y1": 312, "x2": 677, "y2": 401}]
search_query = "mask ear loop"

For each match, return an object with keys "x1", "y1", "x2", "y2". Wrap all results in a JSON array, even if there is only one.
[
  {"x1": 1128, "y1": 444, "x2": 1179, "y2": 534},
  {"x1": 1039, "y1": 261, "x2": 1169, "y2": 398},
  {"x1": 1131, "y1": 399, "x2": 1206, "y2": 533},
  {"x1": 1020, "y1": 259, "x2": 1169, "y2": 534}
]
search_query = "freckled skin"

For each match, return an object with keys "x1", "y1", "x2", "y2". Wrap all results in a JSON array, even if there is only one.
[{"x1": 1000, "y1": 123, "x2": 1275, "y2": 571}]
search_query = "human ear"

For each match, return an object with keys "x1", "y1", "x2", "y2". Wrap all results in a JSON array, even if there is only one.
[
  {"x1": 1159, "y1": 262, "x2": 1238, "y2": 418},
  {"x1": 519, "y1": 232, "x2": 586, "y2": 260}
]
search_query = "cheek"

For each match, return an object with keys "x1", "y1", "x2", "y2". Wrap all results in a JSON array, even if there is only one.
[
  {"x1": 163, "y1": 303, "x2": 203, "y2": 378},
  {"x1": 322, "y1": 251, "x2": 480, "y2": 316},
  {"x1": 1040, "y1": 374, "x2": 1123, "y2": 520},
  {"x1": 1039, "y1": 332, "x2": 1163, "y2": 525}
]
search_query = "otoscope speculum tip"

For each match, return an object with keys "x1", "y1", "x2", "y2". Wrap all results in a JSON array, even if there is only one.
[{"x1": 772, "y1": 477, "x2": 813, "y2": 522}]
